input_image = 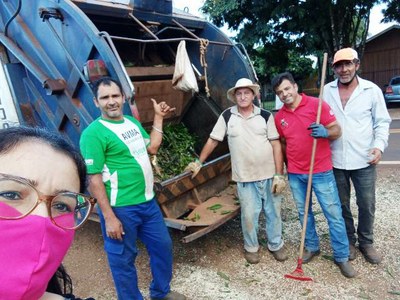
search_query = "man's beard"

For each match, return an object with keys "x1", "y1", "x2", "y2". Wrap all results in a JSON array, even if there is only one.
[{"x1": 339, "y1": 73, "x2": 357, "y2": 86}]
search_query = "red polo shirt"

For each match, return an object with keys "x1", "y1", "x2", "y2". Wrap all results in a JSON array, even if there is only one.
[{"x1": 275, "y1": 93, "x2": 336, "y2": 174}]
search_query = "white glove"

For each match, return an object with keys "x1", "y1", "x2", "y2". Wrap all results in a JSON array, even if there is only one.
[
  {"x1": 184, "y1": 159, "x2": 202, "y2": 179},
  {"x1": 271, "y1": 174, "x2": 286, "y2": 194}
]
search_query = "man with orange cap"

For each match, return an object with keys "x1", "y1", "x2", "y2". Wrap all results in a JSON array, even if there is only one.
[{"x1": 324, "y1": 48, "x2": 391, "y2": 264}]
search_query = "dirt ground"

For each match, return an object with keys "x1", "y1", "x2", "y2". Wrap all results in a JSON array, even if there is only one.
[{"x1": 64, "y1": 164, "x2": 400, "y2": 300}]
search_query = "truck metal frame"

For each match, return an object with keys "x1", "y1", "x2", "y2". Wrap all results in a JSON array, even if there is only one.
[{"x1": 0, "y1": 0, "x2": 257, "y2": 242}]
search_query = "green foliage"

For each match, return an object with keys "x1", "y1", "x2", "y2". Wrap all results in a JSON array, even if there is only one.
[
  {"x1": 253, "y1": 46, "x2": 314, "y2": 83},
  {"x1": 382, "y1": 0, "x2": 400, "y2": 23},
  {"x1": 262, "y1": 100, "x2": 276, "y2": 111},
  {"x1": 155, "y1": 124, "x2": 197, "y2": 181},
  {"x1": 287, "y1": 51, "x2": 315, "y2": 81},
  {"x1": 202, "y1": 0, "x2": 383, "y2": 82}
]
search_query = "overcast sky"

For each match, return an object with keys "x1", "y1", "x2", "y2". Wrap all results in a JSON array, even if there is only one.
[{"x1": 172, "y1": 1, "x2": 397, "y2": 37}]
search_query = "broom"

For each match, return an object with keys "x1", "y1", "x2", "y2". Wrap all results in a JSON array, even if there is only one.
[{"x1": 285, "y1": 52, "x2": 328, "y2": 281}]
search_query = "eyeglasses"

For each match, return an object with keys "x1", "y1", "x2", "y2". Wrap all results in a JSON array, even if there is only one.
[
  {"x1": 333, "y1": 61, "x2": 356, "y2": 71},
  {"x1": 0, "y1": 173, "x2": 96, "y2": 230}
]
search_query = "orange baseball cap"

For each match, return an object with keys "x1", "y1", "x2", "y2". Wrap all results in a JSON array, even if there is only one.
[{"x1": 332, "y1": 48, "x2": 358, "y2": 66}]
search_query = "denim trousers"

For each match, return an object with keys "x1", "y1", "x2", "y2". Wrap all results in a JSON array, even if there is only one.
[
  {"x1": 236, "y1": 179, "x2": 284, "y2": 253},
  {"x1": 333, "y1": 165, "x2": 377, "y2": 246},
  {"x1": 288, "y1": 170, "x2": 349, "y2": 262},
  {"x1": 98, "y1": 199, "x2": 173, "y2": 300}
]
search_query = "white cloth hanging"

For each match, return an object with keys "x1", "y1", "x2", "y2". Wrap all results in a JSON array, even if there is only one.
[{"x1": 172, "y1": 40, "x2": 199, "y2": 93}]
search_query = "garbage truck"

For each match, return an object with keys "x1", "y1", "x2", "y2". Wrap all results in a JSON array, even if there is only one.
[{"x1": 0, "y1": 0, "x2": 258, "y2": 242}]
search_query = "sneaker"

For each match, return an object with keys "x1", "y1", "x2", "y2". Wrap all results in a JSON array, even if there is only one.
[
  {"x1": 334, "y1": 261, "x2": 357, "y2": 278},
  {"x1": 349, "y1": 244, "x2": 357, "y2": 261},
  {"x1": 270, "y1": 247, "x2": 288, "y2": 262},
  {"x1": 359, "y1": 244, "x2": 382, "y2": 264},
  {"x1": 151, "y1": 291, "x2": 187, "y2": 300},
  {"x1": 244, "y1": 251, "x2": 260, "y2": 264},
  {"x1": 302, "y1": 249, "x2": 320, "y2": 264}
]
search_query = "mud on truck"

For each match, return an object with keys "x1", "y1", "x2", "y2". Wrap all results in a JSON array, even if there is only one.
[{"x1": 0, "y1": 0, "x2": 258, "y2": 242}]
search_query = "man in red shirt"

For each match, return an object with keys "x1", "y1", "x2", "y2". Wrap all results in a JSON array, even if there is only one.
[{"x1": 272, "y1": 72, "x2": 356, "y2": 278}]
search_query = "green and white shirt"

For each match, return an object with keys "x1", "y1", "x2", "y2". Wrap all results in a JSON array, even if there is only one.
[{"x1": 80, "y1": 116, "x2": 154, "y2": 206}]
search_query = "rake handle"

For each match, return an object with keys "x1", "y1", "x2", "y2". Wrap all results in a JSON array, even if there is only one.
[{"x1": 298, "y1": 52, "x2": 328, "y2": 259}]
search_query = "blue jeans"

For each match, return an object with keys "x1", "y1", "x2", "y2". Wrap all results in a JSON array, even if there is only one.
[
  {"x1": 288, "y1": 171, "x2": 349, "y2": 262},
  {"x1": 98, "y1": 199, "x2": 173, "y2": 300},
  {"x1": 333, "y1": 165, "x2": 376, "y2": 246},
  {"x1": 236, "y1": 179, "x2": 284, "y2": 253}
]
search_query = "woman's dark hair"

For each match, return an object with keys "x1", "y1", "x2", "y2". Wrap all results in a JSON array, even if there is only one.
[
  {"x1": 0, "y1": 126, "x2": 87, "y2": 193},
  {"x1": 46, "y1": 265, "x2": 73, "y2": 295}
]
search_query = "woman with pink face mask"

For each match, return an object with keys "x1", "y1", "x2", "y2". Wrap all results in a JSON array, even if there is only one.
[{"x1": 0, "y1": 126, "x2": 96, "y2": 300}]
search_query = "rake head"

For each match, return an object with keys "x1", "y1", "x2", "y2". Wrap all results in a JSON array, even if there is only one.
[{"x1": 284, "y1": 258, "x2": 313, "y2": 281}]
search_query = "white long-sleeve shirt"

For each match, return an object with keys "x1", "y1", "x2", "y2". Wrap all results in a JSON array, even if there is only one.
[{"x1": 323, "y1": 76, "x2": 391, "y2": 170}]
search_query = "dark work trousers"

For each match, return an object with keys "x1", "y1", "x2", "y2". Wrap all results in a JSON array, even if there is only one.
[{"x1": 333, "y1": 165, "x2": 377, "y2": 246}]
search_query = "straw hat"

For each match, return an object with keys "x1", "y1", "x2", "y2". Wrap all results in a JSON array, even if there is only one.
[
  {"x1": 332, "y1": 48, "x2": 359, "y2": 66},
  {"x1": 227, "y1": 78, "x2": 260, "y2": 101}
]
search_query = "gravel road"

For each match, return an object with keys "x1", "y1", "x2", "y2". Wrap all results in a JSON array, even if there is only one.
[{"x1": 64, "y1": 164, "x2": 400, "y2": 300}]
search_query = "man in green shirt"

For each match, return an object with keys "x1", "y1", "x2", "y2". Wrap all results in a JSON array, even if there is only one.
[{"x1": 80, "y1": 77, "x2": 185, "y2": 300}]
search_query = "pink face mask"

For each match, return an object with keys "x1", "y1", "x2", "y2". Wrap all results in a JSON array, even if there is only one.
[{"x1": 0, "y1": 213, "x2": 74, "y2": 300}]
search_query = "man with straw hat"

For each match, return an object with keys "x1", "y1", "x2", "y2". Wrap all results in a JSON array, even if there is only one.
[
  {"x1": 186, "y1": 78, "x2": 287, "y2": 264},
  {"x1": 324, "y1": 48, "x2": 391, "y2": 264},
  {"x1": 272, "y1": 71, "x2": 356, "y2": 278}
]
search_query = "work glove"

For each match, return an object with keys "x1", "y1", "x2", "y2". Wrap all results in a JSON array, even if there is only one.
[
  {"x1": 271, "y1": 174, "x2": 286, "y2": 194},
  {"x1": 308, "y1": 122, "x2": 328, "y2": 138},
  {"x1": 184, "y1": 159, "x2": 202, "y2": 179},
  {"x1": 150, "y1": 155, "x2": 162, "y2": 176}
]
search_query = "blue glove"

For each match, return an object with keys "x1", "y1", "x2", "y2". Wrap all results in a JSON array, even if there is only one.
[{"x1": 308, "y1": 122, "x2": 328, "y2": 138}]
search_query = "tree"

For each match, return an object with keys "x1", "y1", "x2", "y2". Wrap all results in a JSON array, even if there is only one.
[
  {"x1": 202, "y1": 0, "x2": 380, "y2": 81},
  {"x1": 252, "y1": 45, "x2": 314, "y2": 83},
  {"x1": 382, "y1": 0, "x2": 400, "y2": 23}
]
